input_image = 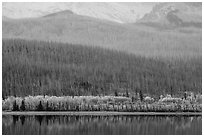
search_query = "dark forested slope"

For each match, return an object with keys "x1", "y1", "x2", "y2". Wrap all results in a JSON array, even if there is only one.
[{"x1": 2, "y1": 39, "x2": 201, "y2": 97}]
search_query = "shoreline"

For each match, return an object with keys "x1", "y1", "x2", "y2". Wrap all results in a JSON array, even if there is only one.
[{"x1": 2, "y1": 111, "x2": 202, "y2": 116}]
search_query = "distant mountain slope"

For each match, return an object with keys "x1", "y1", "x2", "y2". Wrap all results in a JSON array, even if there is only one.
[
  {"x1": 3, "y1": 2, "x2": 201, "y2": 26},
  {"x1": 138, "y1": 2, "x2": 202, "y2": 29},
  {"x1": 2, "y1": 10, "x2": 202, "y2": 58},
  {"x1": 2, "y1": 2, "x2": 155, "y2": 23},
  {"x1": 62, "y1": 2, "x2": 155, "y2": 23}
]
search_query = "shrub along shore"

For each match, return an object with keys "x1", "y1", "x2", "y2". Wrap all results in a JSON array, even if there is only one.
[{"x1": 2, "y1": 94, "x2": 202, "y2": 112}]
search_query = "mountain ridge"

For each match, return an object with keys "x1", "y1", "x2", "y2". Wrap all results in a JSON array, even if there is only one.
[
  {"x1": 138, "y1": 2, "x2": 202, "y2": 29},
  {"x1": 3, "y1": 2, "x2": 201, "y2": 26},
  {"x1": 3, "y1": 2, "x2": 155, "y2": 23}
]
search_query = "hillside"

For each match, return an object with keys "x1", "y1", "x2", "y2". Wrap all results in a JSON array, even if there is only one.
[
  {"x1": 2, "y1": 10, "x2": 202, "y2": 59},
  {"x1": 2, "y1": 39, "x2": 202, "y2": 97}
]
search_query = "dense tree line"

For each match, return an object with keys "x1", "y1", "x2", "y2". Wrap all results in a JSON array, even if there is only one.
[
  {"x1": 4, "y1": 95, "x2": 202, "y2": 112},
  {"x1": 2, "y1": 39, "x2": 201, "y2": 97}
]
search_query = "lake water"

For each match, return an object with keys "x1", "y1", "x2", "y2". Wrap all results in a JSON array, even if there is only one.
[{"x1": 2, "y1": 115, "x2": 202, "y2": 135}]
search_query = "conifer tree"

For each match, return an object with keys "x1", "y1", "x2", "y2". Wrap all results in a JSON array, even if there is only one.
[
  {"x1": 20, "y1": 99, "x2": 26, "y2": 111},
  {"x1": 36, "y1": 101, "x2": 44, "y2": 111},
  {"x1": 12, "y1": 100, "x2": 19, "y2": 111}
]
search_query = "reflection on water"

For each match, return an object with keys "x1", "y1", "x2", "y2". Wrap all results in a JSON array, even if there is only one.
[{"x1": 2, "y1": 115, "x2": 202, "y2": 135}]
